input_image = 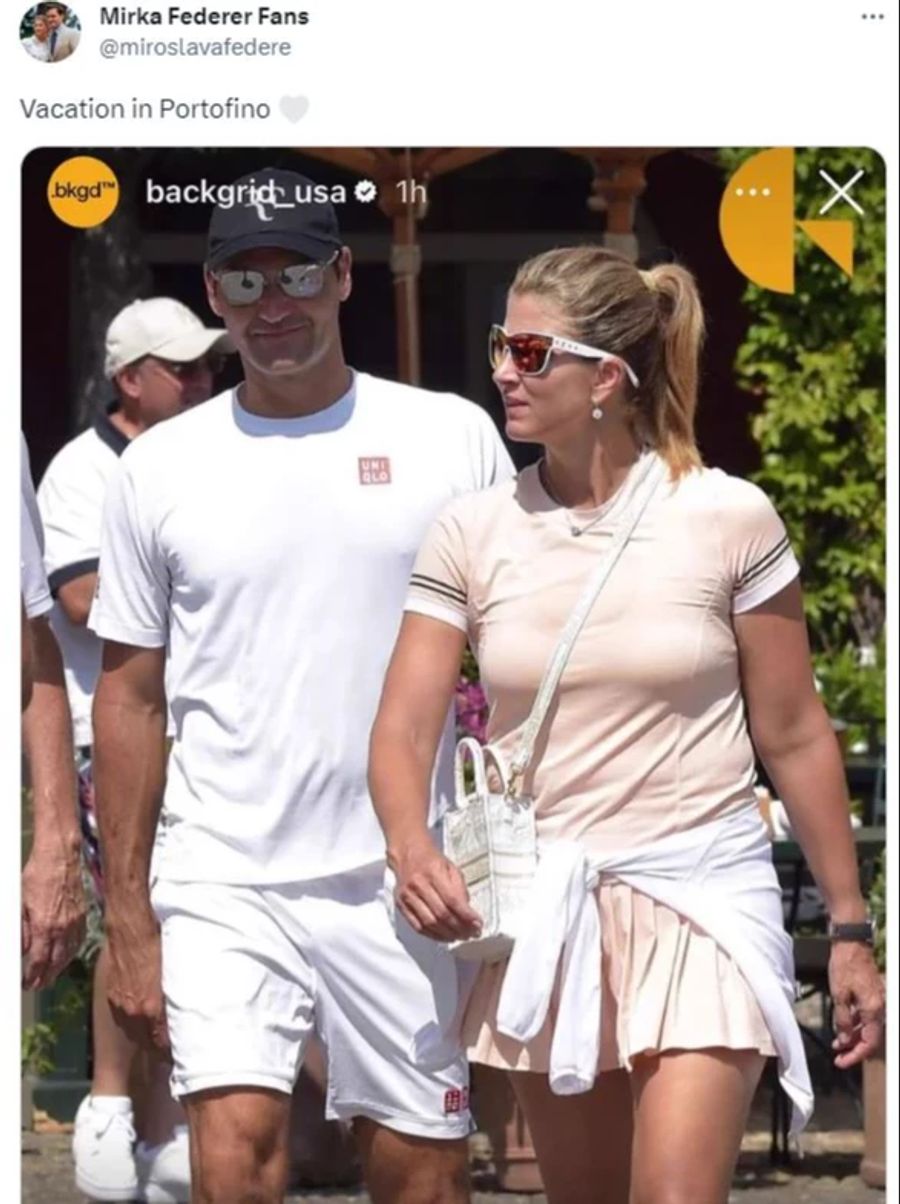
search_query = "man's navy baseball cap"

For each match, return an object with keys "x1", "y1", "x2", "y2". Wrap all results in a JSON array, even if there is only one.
[{"x1": 206, "y1": 168, "x2": 343, "y2": 270}]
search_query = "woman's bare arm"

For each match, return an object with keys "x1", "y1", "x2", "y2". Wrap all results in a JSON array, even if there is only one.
[
  {"x1": 369, "y1": 612, "x2": 481, "y2": 941},
  {"x1": 734, "y1": 578, "x2": 884, "y2": 1066}
]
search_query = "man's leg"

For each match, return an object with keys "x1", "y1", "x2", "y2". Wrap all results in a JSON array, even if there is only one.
[
  {"x1": 354, "y1": 1120, "x2": 468, "y2": 1204},
  {"x1": 73, "y1": 747, "x2": 148, "y2": 1202},
  {"x1": 152, "y1": 879, "x2": 316, "y2": 1204},
  {"x1": 306, "y1": 867, "x2": 472, "y2": 1204},
  {"x1": 184, "y1": 1087, "x2": 292, "y2": 1204},
  {"x1": 135, "y1": 1049, "x2": 188, "y2": 1146},
  {"x1": 73, "y1": 945, "x2": 142, "y2": 1200},
  {"x1": 78, "y1": 758, "x2": 136, "y2": 1103},
  {"x1": 92, "y1": 947, "x2": 187, "y2": 1146},
  {"x1": 91, "y1": 941, "x2": 137, "y2": 1096}
]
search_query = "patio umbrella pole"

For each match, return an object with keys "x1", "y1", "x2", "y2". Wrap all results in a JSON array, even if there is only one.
[
  {"x1": 379, "y1": 149, "x2": 426, "y2": 386},
  {"x1": 391, "y1": 214, "x2": 421, "y2": 386}
]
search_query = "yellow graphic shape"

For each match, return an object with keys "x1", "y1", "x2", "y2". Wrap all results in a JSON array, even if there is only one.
[
  {"x1": 47, "y1": 157, "x2": 120, "y2": 228},
  {"x1": 797, "y1": 220, "x2": 854, "y2": 277},
  {"x1": 719, "y1": 148, "x2": 796, "y2": 294}
]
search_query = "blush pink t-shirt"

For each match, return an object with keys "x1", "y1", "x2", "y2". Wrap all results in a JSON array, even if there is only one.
[{"x1": 405, "y1": 457, "x2": 799, "y2": 854}]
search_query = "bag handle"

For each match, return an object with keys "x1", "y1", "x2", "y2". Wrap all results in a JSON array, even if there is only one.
[
  {"x1": 454, "y1": 736, "x2": 512, "y2": 805},
  {"x1": 505, "y1": 452, "x2": 665, "y2": 795}
]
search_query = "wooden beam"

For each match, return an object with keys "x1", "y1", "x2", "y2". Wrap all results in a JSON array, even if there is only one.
[
  {"x1": 417, "y1": 148, "x2": 503, "y2": 177},
  {"x1": 295, "y1": 147, "x2": 381, "y2": 176},
  {"x1": 564, "y1": 147, "x2": 666, "y2": 162}
]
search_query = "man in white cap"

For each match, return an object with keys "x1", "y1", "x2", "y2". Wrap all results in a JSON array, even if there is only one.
[{"x1": 37, "y1": 296, "x2": 230, "y2": 1204}]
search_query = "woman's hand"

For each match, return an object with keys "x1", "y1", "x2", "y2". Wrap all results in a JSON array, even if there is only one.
[
  {"x1": 829, "y1": 942, "x2": 885, "y2": 1068},
  {"x1": 389, "y1": 838, "x2": 483, "y2": 943}
]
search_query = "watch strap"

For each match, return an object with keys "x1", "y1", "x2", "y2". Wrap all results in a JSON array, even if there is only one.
[{"x1": 827, "y1": 920, "x2": 874, "y2": 943}]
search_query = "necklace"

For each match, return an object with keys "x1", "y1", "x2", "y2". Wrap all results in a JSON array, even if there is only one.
[{"x1": 538, "y1": 454, "x2": 649, "y2": 538}]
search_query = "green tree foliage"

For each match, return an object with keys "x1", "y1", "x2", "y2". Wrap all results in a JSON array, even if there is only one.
[
  {"x1": 719, "y1": 148, "x2": 886, "y2": 734},
  {"x1": 868, "y1": 851, "x2": 886, "y2": 974}
]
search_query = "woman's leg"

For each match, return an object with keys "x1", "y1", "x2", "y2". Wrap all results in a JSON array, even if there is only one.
[
  {"x1": 629, "y1": 1048, "x2": 766, "y2": 1204},
  {"x1": 510, "y1": 1068, "x2": 633, "y2": 1204}
]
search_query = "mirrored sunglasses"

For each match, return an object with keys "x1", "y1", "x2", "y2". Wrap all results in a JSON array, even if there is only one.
[
  {"x1": 214, "y1": 252, "x2": 340, "y2": 307},
  {"x1": 488, "y1": 324, "x2": 640, "y2": 387}
]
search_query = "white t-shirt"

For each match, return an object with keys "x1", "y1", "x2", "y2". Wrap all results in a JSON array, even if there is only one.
[
  {"x1": 38, "y1": 409, "x2": 129, "y2": 747},
  {"x1": 21, "y1": 434, "x2": 52, "y2": 620},
  {"x1": 89, "y1": 372, "x2": 515, "y2": 884}
]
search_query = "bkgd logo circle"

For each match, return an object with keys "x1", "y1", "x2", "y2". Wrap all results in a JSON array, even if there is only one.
[{"x1": 47, "y1": 157, "x2": 119, "y2": 228}]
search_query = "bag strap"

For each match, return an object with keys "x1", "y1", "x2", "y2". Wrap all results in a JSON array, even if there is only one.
[{"x1": 504, "y1": 451, "x2": 666, "y2": 795}]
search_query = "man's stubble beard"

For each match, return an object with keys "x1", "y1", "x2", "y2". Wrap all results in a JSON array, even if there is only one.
[{"x1": 242, "y1": 323, "x2": 338, "y2": 380}]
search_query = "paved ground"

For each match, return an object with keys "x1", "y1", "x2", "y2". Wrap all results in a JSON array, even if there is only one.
[
  {"x1": 22, "y1": 1130, "x2": 885, "y2": 1204},
  {"x1": 22, "y1": 1053, "x2": 885, "y2": 1204}
]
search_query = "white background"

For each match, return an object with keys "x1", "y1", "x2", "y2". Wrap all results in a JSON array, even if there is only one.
[{"x1": 2, "y1": 0, "x2": 897, "y2": 1197}]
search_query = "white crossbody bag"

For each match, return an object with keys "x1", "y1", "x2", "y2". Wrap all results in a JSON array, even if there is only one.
[{"x1": 443, "y1": 453, "x2": 665, "y2": 962}]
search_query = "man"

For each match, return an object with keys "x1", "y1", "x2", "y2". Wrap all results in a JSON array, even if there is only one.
[
  {"x1": 43, "y1": 2, "x2": 80, "y2": 60},
  {"x1": 21, "y1": 434, "x2": 86, "y2": 991},
  {"x1": 89, "y1": 168, "x2": 514, "y2": 1204},
  {"x1": 38, "y1": 298, "x2": 229, "y2": 1204}
]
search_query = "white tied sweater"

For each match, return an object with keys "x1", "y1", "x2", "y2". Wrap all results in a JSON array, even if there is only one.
[{"x1": 492, "y1": 805, "x2": 813, "y2": 1133}]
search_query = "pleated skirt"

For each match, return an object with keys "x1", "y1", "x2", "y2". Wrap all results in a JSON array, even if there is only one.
[{"x1": 464, "y1": 879, "x2": 777, "y2": 1073}]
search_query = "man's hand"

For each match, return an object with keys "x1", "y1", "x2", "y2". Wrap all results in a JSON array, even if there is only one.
[
  {"x1": 21, "y1": 847, "x2": 86, "y2": 990},
  {"x1": 389, "y1": 838, "x2": 482, "y2": 943},
  {"x1": 829, "y1": 942, "x2": 885, "y2": 1068},
  {"x1": 105, "y1": 914, "x2": 170, "y2": 1052}
]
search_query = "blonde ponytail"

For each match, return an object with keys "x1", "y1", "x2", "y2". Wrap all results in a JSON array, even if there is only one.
[
  {"x1": 511, "y1": 247, "x2": 705, "y2": 478},
  {"x1": 638, "y1": 263, "x2": 704, "y2": 477}
]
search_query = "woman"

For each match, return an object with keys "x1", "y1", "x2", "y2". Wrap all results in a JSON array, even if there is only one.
[
  {"x1": 368, "y1": 246, "x2": 885, "y2": 1204},
  {"x1": 22, "y1": 12, "x2": 52, "y2": 60}
]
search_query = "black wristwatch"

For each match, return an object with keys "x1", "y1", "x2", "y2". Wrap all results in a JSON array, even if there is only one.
[{"x1": 827, "y1": 919, "x2": 875, "y2": 945}]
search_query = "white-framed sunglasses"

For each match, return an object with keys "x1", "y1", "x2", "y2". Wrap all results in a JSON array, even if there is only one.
[{"x1": 489, "y1": 324, "x2": 640, "y2": 387}]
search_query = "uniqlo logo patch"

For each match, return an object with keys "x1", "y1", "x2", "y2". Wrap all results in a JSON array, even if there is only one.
[
  {"x1": 358, "y1": 456, "x2": 391, "y2": 485},
  {"x1": 443, "y1": 1087, "x2": 469, "y2": 1114}
]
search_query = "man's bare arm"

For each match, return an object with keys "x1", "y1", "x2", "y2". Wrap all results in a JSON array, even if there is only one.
[
  {"x1": 21, "y1": 616, "x2": 85, "y2": 989},
  {"x1": 56, "y1": 571, "x2": 98, "y2": 627},
  {"x1": 92, "y1": 640, "x2": 170, "y2": 1048},
  {"x1": 21, "y1": 597, "x2": 33, "y2": 711},
  {"x1": 93, "y1": 641, "x2": 167, "y2": 920}
]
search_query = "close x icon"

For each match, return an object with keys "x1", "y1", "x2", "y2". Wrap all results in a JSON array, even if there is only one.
[{"x1": 719, "y1": 148, "x2": 865, "y2": 293}]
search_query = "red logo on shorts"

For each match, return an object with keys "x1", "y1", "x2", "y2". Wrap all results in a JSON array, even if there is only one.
[
  {"x1": 443, "y1": 1087, "x2": 469, "y2": 1114},
  {"x1": 358, "y1": 456, "x2": 392, "y2": 485}
]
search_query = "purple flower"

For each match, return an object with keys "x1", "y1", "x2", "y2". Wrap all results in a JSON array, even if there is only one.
[{"x1": 455, "y1": 678, "x2": 488, "y2": 744}]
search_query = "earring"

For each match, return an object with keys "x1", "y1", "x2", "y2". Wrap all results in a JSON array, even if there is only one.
[{"x1": 591, "y1": 404, "x2": 604, "y2": 421}]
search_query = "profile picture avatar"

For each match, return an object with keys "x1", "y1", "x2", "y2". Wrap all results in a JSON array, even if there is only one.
[
  {"x1": 20, "y1": 2, "x2": 81, "y2": 61},
  {"x1": 47, "y1": 157, "x2": 119, "y2": 228}
]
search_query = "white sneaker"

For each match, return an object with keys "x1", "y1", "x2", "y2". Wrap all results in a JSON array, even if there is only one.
[
  {"x1": 72, "y1": 1094, "x2": 139, "y2": 1202},
  {"x1": 135, "y1": 1125, "x2": 191, "y2": 1204}
]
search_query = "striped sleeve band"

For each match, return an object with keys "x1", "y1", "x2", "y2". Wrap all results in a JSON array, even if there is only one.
[
  {"x1": 733, "y1": 537, "x2": 800, "y2": 614},
  {"x1": 406, "y1": 572, "x2": 468, "y2": 632}
]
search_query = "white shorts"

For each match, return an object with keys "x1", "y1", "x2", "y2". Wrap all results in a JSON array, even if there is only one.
[{"x1": 150, "y1": 865, "x2": 470, "y2": 1139}]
